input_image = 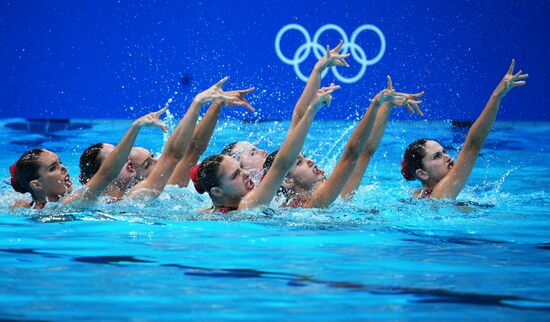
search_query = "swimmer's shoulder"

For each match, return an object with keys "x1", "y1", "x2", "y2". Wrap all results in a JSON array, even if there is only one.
[
  {"x1": 197, "y1": 206, "x2": 214, "y2": 213},
  {"x1": 10, "y1": 199, "x2": 32, "y2": 209}
]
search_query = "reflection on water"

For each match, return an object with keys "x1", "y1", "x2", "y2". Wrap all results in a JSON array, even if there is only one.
[
  {"x1": 1, "y1": 247, "x2": 549, "y2": 311},
  {"x1": 4, "y1": 119, "x2": 92, "y2": 147}
]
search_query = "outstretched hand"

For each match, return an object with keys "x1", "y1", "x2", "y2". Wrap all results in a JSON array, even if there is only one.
[
  {"x1": 222, "y1": 87, "x2": 256, "y2": 112},
  {"x1": 495, "y1": 59, "x2": 528, "y2": 97},
  {"x1": 317, "y1": 40, "x2": 350, "y2": 70},
  {"x1": 311, "y1": 83, "x2": 341, "y2": 109},
  {"x1": 133, "y1": 105, "x2": 170, "y2": 132},
  {"x1": 376, "y1": 76, "x2": 425, "y2": 116},
  {"x1": 194, "y1": 77, "x2": 240, "y2": 105}
]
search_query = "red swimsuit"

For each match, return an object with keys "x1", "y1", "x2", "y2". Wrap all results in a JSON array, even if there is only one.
[
  {"x1": 419, "y1": 188, "x2": 433, "y2": 199},
  {"x1": 283, "y1": 197, "x2": 306, "y2": 208},
  {"x1": 30, "y1": 201, "x2": 47, "y2": 209},
  {"x1": 214, "y1": 205, "x2": 238, "y2": 213}
]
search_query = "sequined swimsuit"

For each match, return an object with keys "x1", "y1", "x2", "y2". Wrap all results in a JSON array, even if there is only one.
[
  {"x1": 214, "y1": 205, "x2": 239, "y2": 213},
  {"x1": 419, "y1": 188, "x2": 432, "y2": 198}
]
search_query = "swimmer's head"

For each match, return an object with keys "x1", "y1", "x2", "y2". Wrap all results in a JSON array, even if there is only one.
[
  {"x1": 191, "y1": 154, "x2": 255, "y2": 204},
  {"x1": 79, "y1": 143, "x2": 138, "y2": 185},
  {"x1": 129, "y1": 147, "x2": 157, "y2": 181},
  {"x1": 221, "y1": 141, "x2": 267, "y2": 172},
  {"x1": 263, "y1": 150, "x2": 325, "y2": 197},
  {"x1": 79, "y1": 143, "x2": 104, "y2": 184},
  {"x1": 11, "y1": 148, "x2": 73, "y2": 201},
  {"x1": 402, "y1": 139, "x2": 454, "y2": 185}
]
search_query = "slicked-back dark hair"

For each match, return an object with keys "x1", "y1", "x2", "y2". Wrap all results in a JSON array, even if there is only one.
[
  {"x1": 401, "y1": 138, "x2": 429, "y2": 181},
  {"x1": 12, "y1": 148, "x2": 45, "y2": 194},
  {"x1": 79, "y1": 143, "x2": 104, "y2": 184},
  {"x1": 221, "y1": 142, "x2": 239, "y2": 160},
  {"x1": 262, "y1": 149, "x2": 290, "y2": 197},
  {"x1": 262, "y1": 149, "x2": 278, "y2": 178},
  {"x1": 194, "y1": 154, "x2": 225, "y2": 195}
]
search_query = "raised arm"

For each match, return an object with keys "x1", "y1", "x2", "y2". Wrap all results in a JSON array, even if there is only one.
[
  {"x1": 304, "y1": 77, "x2": 421, "y2": 207},
  {"x1": 168, "y1": 87, "x2": 255, "y2": 187},
  {"x1": 289, "y1": 41, "x2": 349, "y2": 130},
  {"x1": 240, "y1": 84, "x2": 340, "y2": 209},
  {"x1": 64, "y1": 108, "x2": 169, "y2": 204},
  {"x1": 129, "y1": 77, "x2": 239, "y2": 199},
  {"x1": 341, "y1": 84, "x2": 424, "y2": 198},
  {"x1": 432, "y1": 59, "x2": 527, "y2": 198}
]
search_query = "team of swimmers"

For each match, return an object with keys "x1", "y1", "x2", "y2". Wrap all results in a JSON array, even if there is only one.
[{"x1": 9, "y1": 41, "x2": 528, "y2": 211}]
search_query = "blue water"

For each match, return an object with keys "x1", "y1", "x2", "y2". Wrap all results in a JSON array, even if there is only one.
[{"x1": 1, "y1": 118, "x2": 549, "y2": 320}]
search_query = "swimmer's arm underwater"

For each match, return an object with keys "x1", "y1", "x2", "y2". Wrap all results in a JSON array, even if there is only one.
[
  {"x1": 128, "y1": 77, "x2": 238, "y2": 200},
  {"x1": 168, "y1": 87, "x2": 256, "y2": 188},
  {"x1": 240, "y1": 85, "x2": 340, "y2": 210},
  {"x1": 289, "y1": 40, "x2": 349, "y2": 130},
  {"x1": 431, "y1": 59, "x2": 527, "y2": 199},
  {"x1": 64, "y1": 107, "x2": 169, "y2": 204}
]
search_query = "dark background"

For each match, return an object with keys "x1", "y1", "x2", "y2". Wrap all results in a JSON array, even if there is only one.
[{"x1": 1, "y1": 0, "x2": 548, "y2": 121}]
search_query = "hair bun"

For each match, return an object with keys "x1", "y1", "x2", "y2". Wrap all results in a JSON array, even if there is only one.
[
  {"x1": 9, "y1": 162, "x2": 27, "y2": 193},
  {"x1": 400, "y1": 160, "x2": 415, "y2": 181},
  {"x1": 189, "y1": 163, "x2": 205, "y2": 194}
]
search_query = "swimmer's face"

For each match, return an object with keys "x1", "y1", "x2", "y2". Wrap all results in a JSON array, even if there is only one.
[
  {"x1": 287, "y1": 153, "x2": 325, "y2": 190},
  {"x1": 231, "y1": 141, "x2": 268, "y2": 171},
  {"x1": 419, "y1": 140, "x2": 454, "y2": 183},
  {"x1": 129, "y1": 147, "x2": 157, "y2": 181},
  {"x1": 100, "y1": 144, "x2": 136, "y2": 182},
  {"x1": 214, "y1": 156, "x2": 255, "y2": 199},
  {"x1": 32, "y1": 150, "x2": 73, "y2": 200}
]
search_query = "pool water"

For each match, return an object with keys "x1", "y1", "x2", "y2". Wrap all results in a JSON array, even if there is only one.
[{"x1": 0, "y1": 118, "x2": 549, "y2": 320}]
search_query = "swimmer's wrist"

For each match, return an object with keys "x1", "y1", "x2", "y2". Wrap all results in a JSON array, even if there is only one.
[
  {"x1": 370, "y1": 94, "x2": 382, "y2": 106},
  {"x1": 131, "y1": 120, "x2": 143, "y2": 129},
  {"x1": 306, "y1": 103, "x2": 319, "y2": 113},
  {"x1": 492, "y1": 88, "x2": 506, "y2": 100},
  {"x1": 192, "y1": 97, "x2": 205, "y2": 106},
  {"x1": 313, "y1": 63, "x2": 325, "y2": 73}
]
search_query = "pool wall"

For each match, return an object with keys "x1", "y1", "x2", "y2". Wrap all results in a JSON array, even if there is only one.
[{"x1": 0, "y1": 0, "x2": 548, "y2": 121}]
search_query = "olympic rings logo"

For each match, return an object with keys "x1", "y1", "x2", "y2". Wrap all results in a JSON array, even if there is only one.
[{"x1": 275, "y1": 24, "x2": 386, "y2": 84}]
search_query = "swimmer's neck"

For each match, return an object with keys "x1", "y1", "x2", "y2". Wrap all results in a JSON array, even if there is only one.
[
  {"x1": 210, "y1": 192, "x2": 242, "y2": 210},
  {"x1": 422, "y1": 183, "x2": 435, "y2": 190},
  {"x1": 38, "y1": 193, "x2": 58, "y2": 203},
  {"x1": 414, "y1": 183, "x2": 435, "y2": 198},
  {"x1": 31, "y1": 200, "x2": 47, "y2": 209},
  {"x1": 292, "y1": 180, "x2": 322, "y2": 197},
  {"x1": 103, "y1": 180, "x2": 130, "y2": 200},
  {"x1": 212, "y1": 198, "x2": 240, "y2": 210},
  {"x1": 286, "y1": 187, "x2": 312, "y2": 202},
  {"x1": 421, "y1": 178, "x2": 440, "y2": 191},
  {"x1": 29, "y1": 194, "x2": 49, "y2": 209}
]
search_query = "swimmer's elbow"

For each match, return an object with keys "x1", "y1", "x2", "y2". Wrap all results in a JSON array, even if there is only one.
[
  {"x1": 342, "y1": 143, "x2": 361, "y2": 162},
  {"x1": 164, "y1": 147, "x2": 186, "y2": 162},
  {"x1": 95, "y1": 168, "x2": 118, "y2": 184},
  {"x1": 272, "y1": 154, "x2": 294, "y2": 171},
  {"x1": 362, "y1": 143, "x2": 376, "y2": 158},
  {"x1": 463, "y1": 139, "x2": 483, "y2": 153},
  {"x1": 191, "y1": 141, "x2": 206, "y2": 155}
]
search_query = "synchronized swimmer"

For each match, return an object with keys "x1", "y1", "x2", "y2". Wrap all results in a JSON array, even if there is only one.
[{"x1": 9, "y1": 41, "x2": 527, "y2": 212}]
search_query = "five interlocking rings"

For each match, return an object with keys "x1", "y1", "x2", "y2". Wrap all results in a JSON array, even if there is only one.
[{"x1": 275, "y1": 24, "x2": 386, "y2": 84}]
